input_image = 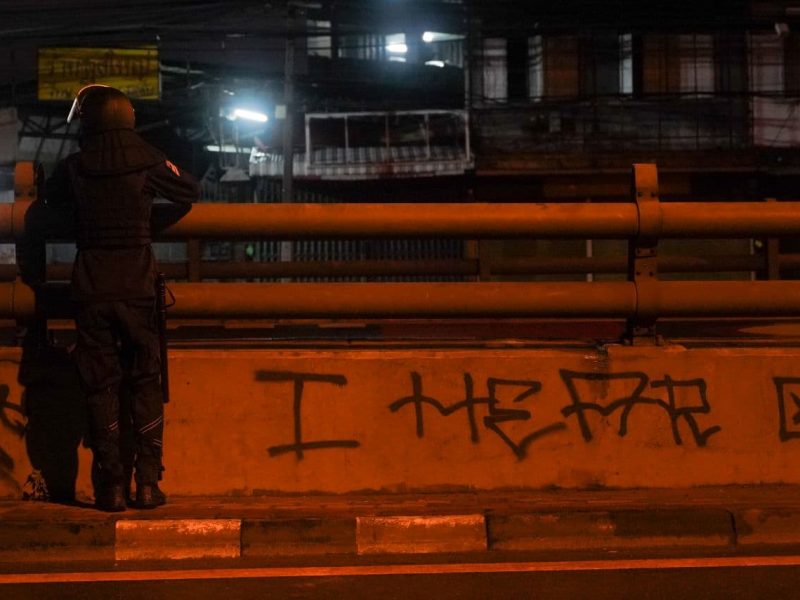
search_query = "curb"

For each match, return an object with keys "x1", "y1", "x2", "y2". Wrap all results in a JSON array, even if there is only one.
[
  {"x1": 356, "y1": 515, "x2": 486, "y2": 555},
  {"x1": 489, "y1": 509, "x2": 734, "y2": 552},
  {"x1": 242, "y1": 518, "x2": 356, "y2": 557},
  {"x1": 0, "y1": 520, "x2": 114, "y2": 563},
  {"x1": 116, "y1": 519, "x2": 241, "y2": 561},
  {"x1": 735, "y1": 509, "x2": 800, "y2": 547},
  {"x1": 2, "y1": 508, "x2": 797, "y2": 564}
]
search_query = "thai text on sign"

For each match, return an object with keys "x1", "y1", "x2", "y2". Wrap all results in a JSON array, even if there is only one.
[{"x1": 38, "y1": 47, "x2": 159, "y2": 101}]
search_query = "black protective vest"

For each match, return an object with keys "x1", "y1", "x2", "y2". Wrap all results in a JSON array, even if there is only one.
[{"x1": 69, "y1": 130, "x2": 164, "y2": 250}]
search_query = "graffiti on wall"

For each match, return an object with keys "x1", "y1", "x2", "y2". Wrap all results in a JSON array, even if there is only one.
[
  {"x1": 255, "y1": 370, "x2": 361, "y2": 459},
  {"x1": 256, "y1": 367, "x2": 732, "y2": 460},
  {"x1": 0, "y1": 383, "x2": 25, "y2": 491},
  {"x1": 560, "y1": 371, "x2": 721, "y2": 447},
  {"x1": 773, "y1": 377, "x2": 800, "y2": 442},
  {"x1": 388, "y1": 372, "x2": 567, "y2": 459},
  {"x1": 390, "y1": 370, "x2": 722, "y2": 459}
]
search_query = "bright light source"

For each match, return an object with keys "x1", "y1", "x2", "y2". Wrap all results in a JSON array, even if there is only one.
[
  {"x1": 425, "y1": 60, "x2": 445, "y2": 68},
  {"x1": 386, "y1": 43, "x2": 408, "y2": 54},
  {"x1": 204, "y1": 144, "x2": 253, "y2": 154},
  {"x1": 232, "y1": 108, "x2": 268, "y2": 122},
  {"x1": 420, "y1": 32, "x2": 465, "y2": 43}
]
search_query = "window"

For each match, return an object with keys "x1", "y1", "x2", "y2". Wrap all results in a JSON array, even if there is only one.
[
  {"x1": 307, "y1": 20, "x2": 332, "y2": 58},
  {"x1": 680, "y1": 35, "x2": 714, "y2": 95},
  {"x1": 748, "y1": 33, "x2": 783, "y2": 94},
  {"x1": 785, "y1": 33, "x2": 800, "y2": 95},
  {"x1": 528, "y1": 36, "x2": 544, "y2": 100},
  {"x1": 482, "y1": 38, "x2": 508, "y2": 102},
  {"x1": 619, "y1": 34, "x2": 633, "y2": 94},
  {"x1": 580, "y1": 33, "x2": 622, "y2": 97},
  {"x1": 643, "y1": 35, "x2": 680, "y2": 94},
  {"x1": 543, "y1": 36, "x2": 579, "y2": 98},
  {"x1": 715, "y1": 33, "x2": 747, "y2": 94}
]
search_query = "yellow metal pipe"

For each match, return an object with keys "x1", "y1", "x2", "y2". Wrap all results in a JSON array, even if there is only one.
[
  {"x1": 9, "y1": 280, "x2": 800, "y2": 320},
  {"x1": 657, "y1": 281, "x2": 800, "y2": 316},
  {"x1": 660, "y1": 202, "x2": 800, "y2": 237},
  {"x1": 0, "y1": 281, "x2": 35, "y2": 322},
  {"x1": 8, "y1": 200, "x2": 800, "y2": 241},
  {"x1": 4, "y1": 202, "x2": 640, "y2": 241},
  {"x1": 157, "y1": 203, "x2": 640, "y2": 240},
  {"x1": 165, "y1": 282, "x2": 638, "y2": 318},
  {"x1": 0, "y1": 201, "x2": 30, "y2": 241}
]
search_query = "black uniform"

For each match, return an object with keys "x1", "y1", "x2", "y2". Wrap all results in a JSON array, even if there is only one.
[{"x1": 47, "y1": 128, "x2": 198, "y2": 494}]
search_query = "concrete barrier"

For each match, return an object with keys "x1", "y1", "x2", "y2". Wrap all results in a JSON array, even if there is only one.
[
  {"x1": 3, "y1": 344, "x2": 800, "y2": 498},
  {"x1": 488, "y1": 510, "x2": 734, "y2": 552},
  {"x1": 115, "y1": 519, "x2": 241, "y2": 561},
  {"x1": 356, "y1": 515, "x2": 487, "y2": 554}
]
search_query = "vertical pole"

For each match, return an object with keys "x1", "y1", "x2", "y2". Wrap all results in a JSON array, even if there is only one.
[
  {"x1": 586, "y1": 238, "x2": 594, "y2": 282},
  {"x1": 344, "y1": 115, "x2": 349, "y2": 163},
  {"x1": 463, "y1": 13, "x2": 472, "y2": 160},
  {"x1": 424, "y1": 113, "x2": 431, "y2": 159},
  {"x1": 463, "y1": 12, "x2": 476, "y2": 276},
  {"x1": 625, "y1": 163, "x2": 662, "y2": 345},
  {"x1": 464, "y1": 110, "x2": 472, "y2": 162},
  {"x1": 765, "y1": 198, "x2": 781, "y2": 280},
  {"x1": 304, "y1": 114, "x2": 311, "y2": 171},
  {"x1": 187, "y1": 240, "x2": 201, "y2": 281},
  {"x1": 281, "y1": 12, "x2": 295, "y2": 266},
  {"x1": 477, "y1": 240, "x2": 492, "y2": 281},
  {"x1": 385, "y1": 114, "x2": 390, "y2": 152}
]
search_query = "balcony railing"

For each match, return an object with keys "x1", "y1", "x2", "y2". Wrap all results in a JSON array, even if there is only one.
[{"x1": 250, "y1": 109, "x2": 473, "y2": 180}]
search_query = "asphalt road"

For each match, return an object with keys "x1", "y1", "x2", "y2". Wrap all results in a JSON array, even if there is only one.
[{"x1": 3, "y1": 558, "x2": 800, "y2": 600}]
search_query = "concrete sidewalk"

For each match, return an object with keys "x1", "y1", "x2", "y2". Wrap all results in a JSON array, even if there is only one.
[{"x1": 2, "y1": 486, "x2": 800, "y2": 568}]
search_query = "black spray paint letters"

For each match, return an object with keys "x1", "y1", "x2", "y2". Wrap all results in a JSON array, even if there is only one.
[
  {"x1": 390, "y1": 370, "x2": 721, "y2": 458},
  {"x1": 255, "y1": 370, "x2": 360, "y2": 459},
  {"x1": 0, "y1": 385, "x2": 24, "y2": 438},
  {"x1": 388, "y1": 372, "x2": 566, "y2": 459},
  {"x1": 255, "y1": 368, "x2": 725, "y2": 460},
  {"x1": 0, "y1": 384, "x2": 24, "y2": 490},
  {"x1": 773, "y1": 377, "x2": 800, "y2": 442},
  {"x1": 559, "y1": 371, "x2": 721, "y2": 447}
]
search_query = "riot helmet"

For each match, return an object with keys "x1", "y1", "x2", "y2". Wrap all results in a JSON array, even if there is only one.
[{"x1": 67, "y1": 84, "x2": 135, "y2": 133}]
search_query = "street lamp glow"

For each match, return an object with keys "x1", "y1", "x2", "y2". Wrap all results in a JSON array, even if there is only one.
[
  {"x1": 232, "y1": 108, "x2": 268, "y2": 122},
  {"x1": 386, "y1": 43, "x2": 408, "y2": 54},
  {"x1": 422, "y1": 31, "x2": 435, "y2": 43}
]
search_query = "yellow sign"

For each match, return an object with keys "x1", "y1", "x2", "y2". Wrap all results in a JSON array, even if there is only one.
[{"x1": 38, "y1": 47, "x2": 159, "y2": 101}]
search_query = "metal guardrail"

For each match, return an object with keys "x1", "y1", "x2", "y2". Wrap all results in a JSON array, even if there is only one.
[
  {"x1": 7, "y1": 198, "x2": 800, "y2": 242},
  {"x1": 7, "y1": 161, "x2": 800, "y2": 342},
  {"x1": 14, "y1": 254, "x2": 779, "y2": 281}
]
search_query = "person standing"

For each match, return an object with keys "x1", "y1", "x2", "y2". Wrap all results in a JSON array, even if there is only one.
[{"x1": 46, "y1": 85, "x2": 199, "y2": 511}]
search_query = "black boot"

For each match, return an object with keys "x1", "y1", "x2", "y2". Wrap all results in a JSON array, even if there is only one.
[
  {"x1": 135, "y1": 483, "x2": 166, "y2": 509},
  {"x1": 96, "y1": 483, "x2": 126, "y2": 512}
]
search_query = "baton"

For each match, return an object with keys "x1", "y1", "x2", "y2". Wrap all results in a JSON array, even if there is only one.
[{"x1": 156, "y1": 272, "x2": 170, "y2": 404}]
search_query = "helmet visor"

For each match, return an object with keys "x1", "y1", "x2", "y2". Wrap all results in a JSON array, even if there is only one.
[
  {"x1": 66, "y1": 83, "x2": 111, "y2": 123},
  {"x1": 66, "y1": 96, "x2": 80, "y2": 123}
]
